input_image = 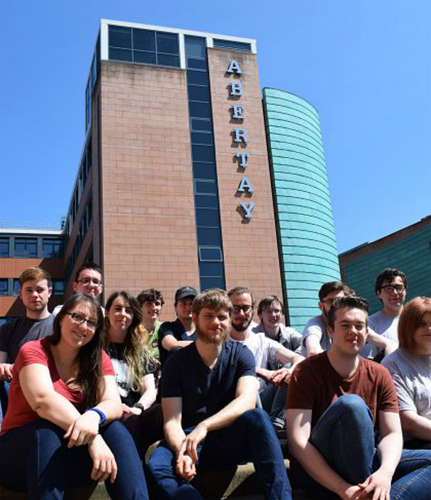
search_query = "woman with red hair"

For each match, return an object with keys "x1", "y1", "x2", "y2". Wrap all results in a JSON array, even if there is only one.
[{"x1": 382, "y1": 296, "x2": 431, "y2": 448}]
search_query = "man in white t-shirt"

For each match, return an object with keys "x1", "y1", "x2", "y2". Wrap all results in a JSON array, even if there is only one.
[
  {"x1": 360, "y1": 268, "x2": 406, "y2": 360},
  {"x1": 228, "y1": 287, "x2": 303, "y2": 429}
]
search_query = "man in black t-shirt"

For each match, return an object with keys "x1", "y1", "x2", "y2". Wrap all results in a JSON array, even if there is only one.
[
  {"x1": 148, "y1": 288, "x2": 292, "y2": 500},
  {"x1": 158, "y1": 286, "x2": 198, "y2": 366}
]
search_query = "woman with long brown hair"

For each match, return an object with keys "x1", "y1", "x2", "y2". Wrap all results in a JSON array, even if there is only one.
[
  {"x1": 104, "y1": 291, "x2": 162, "y2": 454},
  {"x1": 0, "y1": 293, "x2": 149, "y2": 499}
]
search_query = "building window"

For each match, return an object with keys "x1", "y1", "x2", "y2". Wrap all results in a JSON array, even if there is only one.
[
  {"x1": 109, "y1": 26, "x2": 180, "y2": 68},
  {"x1": 198, "y1": 247, "x2": 223, "y2": 262},
  {"x1": 52, "y1": 280, "x2": 65, "y2": 296},
  {"x1": 13, "y1": 279, "x2": 20, "y2": 296},
  {"x1": 0, "y1": 238, "x2": 9, "y2": 257},
  {"x1": 213, "y1": 39, "x2": 251, "y2": 52},
  {"x1": 0, "y1": 279, "x2": 8, "y2": 296},
  {"x1": 42, "y1": 239, "x2": 63, "y2": 258},
  {"x1": 14, "y1": 238, "x2": 37, "y2": 258}
]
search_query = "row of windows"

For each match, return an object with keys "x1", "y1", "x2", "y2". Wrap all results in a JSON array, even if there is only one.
[
  {"x1": 108, "y1": 26, "x2": 180, "y2": 68},
  {"x1": 184, "y1": 35, "x2": 225, "y2": 292},
  {"x1": 0, "y1": 278, "x2": 65, "y2": 296},
  {"x1": 65, "y1": 140, "x2": 92, "y2": 237},
  {"x1": 64, "y1": 196, "x2": 93, "y2": 284},
  {"x1": 85, "y1": 36, "x2": 100, "y2": 131},
  {"x1": 0, "y1": 237, "x2": 64, "y2": 259}
]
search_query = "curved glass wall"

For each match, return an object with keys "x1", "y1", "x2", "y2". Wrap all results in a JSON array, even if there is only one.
[{"x1": 263, "y1": 88, "x2": 340, "y2": 330}]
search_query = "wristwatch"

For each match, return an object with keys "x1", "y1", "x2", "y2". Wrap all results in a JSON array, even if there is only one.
[{"x1": 133, "y1": 403, "x2": 145, "y2": 414}]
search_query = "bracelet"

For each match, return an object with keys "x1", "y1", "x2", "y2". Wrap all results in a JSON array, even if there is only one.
[
  {"x1": 133, "y1": 403, "x2": 145, "y2": 414},
  {"x1": 86, "y1": 407, "x2": 107, "y2": 425}
]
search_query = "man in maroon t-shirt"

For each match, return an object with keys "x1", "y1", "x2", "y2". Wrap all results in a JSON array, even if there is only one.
[{"x1": 286, "y1": 296, "x2": 431, "y2": 500}]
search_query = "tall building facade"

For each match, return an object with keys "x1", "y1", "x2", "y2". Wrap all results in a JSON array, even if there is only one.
[
  {"x1": 1, "y1": 20, "x2": 340, "y2": 327},
  {"x1": 340, "y1": 216, "x2": 431, "y2": 314}
]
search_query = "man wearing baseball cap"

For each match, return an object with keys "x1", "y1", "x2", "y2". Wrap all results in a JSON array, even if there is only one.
[{"x1": 158, "y1": 286, "x2": 198, "y2": 367}]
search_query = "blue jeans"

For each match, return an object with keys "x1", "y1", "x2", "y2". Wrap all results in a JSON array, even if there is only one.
[
  {"x1": 258, "y1": 383, "x2": 287, "y2": 428},
  {"x1": 147, "y1": 408, "x2": 292, "y2": 500},
  {"x1": 0, "y1": 419, "x2": 149, "y2": 500},
  {"x1": 294, "y1": 394, "x2": 431, "y2": 499}
]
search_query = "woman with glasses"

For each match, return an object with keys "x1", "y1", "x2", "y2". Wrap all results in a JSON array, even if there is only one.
[
  {"x1": 104, "y1": 291, "x2": 162, "y2": 456},
  {"x1": 382, "y1": 296, "x2": 431, "y2": 449},
  {"x1": 0, "y1": 293, "x2": 149, "y2": 499}
]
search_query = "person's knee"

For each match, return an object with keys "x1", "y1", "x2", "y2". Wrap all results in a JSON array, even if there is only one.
[
  {"x1": 241, "y1": 408, "x2": 272, "y2": 430},
  {"x1": 333, "y1": 394, "x2": 369, "y2": 416}
]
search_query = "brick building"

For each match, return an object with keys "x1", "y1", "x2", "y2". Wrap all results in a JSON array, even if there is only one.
[{"x1": 1, "y1": 20, "x2": 340, "y2": 328}]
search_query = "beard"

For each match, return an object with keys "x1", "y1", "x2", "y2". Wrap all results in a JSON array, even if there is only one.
[
  {"x1": 231, "y1": 315, "x2": 253, "y2": 333},
  {"x1": 196, "y1": 323, "x2": 230, "y2": 345}
]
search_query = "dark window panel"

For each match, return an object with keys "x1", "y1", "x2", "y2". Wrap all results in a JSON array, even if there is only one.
[
  {"x1": 14, "y1": 238, "x2": 37, "y2": 258},
  {"x1": 189, "y1": 101, "x2": 212, "y2": 119},
  {"x1": 213, "y1": 39, "x2": 251, "y2": 52},
  {"x1": 184, "y1": 36, "x2": 206, "y2": 58},
  {"x1": 188, "y1": 85, "x2": 210, "y2": 102},
  {"x1": 13, "y1": 279, "x2": 20, "y2": 296},
  {"x1": 42, "y1": 239, "x2": 63, "y2": 259},
  {"x1": 133, "y1": 50, "x2": 157, "y2": 64},
  {"x1": 187, "y1": 70, "x2": 209, "y2": 86},
  {"x1": 192, "y1": 162, "x2": 217, "y2": 179},
  {"x1": 109, "y1": 48, "x2": 133, "y2": 62},
  {"x1": 192, "y1": 144, "x2": 215, "y2": 162},
  {"x1": 133, "y1": 29, "x2": 155, "y2": 51},
  {"x1": 199, "y1": 262, "x2": 224, "y2": 277},
  {"x1": 197, "y1": 228, "x2": 222, "y2": 246},
  {"x1": 200, "y1": 277, "x2": 225, "y2": 291},
  {"x1": 156, "y1": 32, "x2": 179, "y2": 54},
  {"x1": 109, "y1": 26, "x2": 132, "y2": 49},
  {"x1": 157, "y1": 54, "x2": 180, "y2": 67},
  {"x1": 52, "y1": 280, "x2": 65, "y2": 296},
  {"x1": 187, "y1": 58, "x2": 207, "y2": 70},
  {"x1": 196, "y1": 208, "x2": 220, "y2": 227},
  {"x1": 194, "y1": 194, "x2": 219, "y2": 209},
  {"x1": 199, "y1": 247, "x2": 223, "y2": 262},
  {"x1": 195, "y1": 180, "x2": 217, "y2": 195},
  {"x1": 0, "y1": 238, "x2": 9, "y2": 257},
  {"x1": 0, "y1": 279, "x2": 8, "y2": 296},
  {"x1": 191, "y1": 118, "x2": 212, "y2": 132},
  {"x1": 191, "y1": 131, "x2": 213, "y2": 145}
]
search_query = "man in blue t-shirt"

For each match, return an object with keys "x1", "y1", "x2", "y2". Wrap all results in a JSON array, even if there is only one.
[{"x1": 147, "y1": 288, "x2": 292, "y2": 500}]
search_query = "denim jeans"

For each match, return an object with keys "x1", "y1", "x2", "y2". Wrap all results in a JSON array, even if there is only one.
[
  {"x1": 147, "y1": 408, "x2": 292, "y2": 500},
  {"x1": 258, "y1": 383, "x2": 287, "y2": 428},
  {"x1": 294, "y1": 394, "x2": 431, "y2": 499},
  {"x1": 0, "y1": 418, "x2": 149, "y2": 500}
]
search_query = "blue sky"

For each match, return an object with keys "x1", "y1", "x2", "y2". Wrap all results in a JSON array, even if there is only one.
[{"x1": 1, "y1": 0, "x2": 430, "y2": 253}]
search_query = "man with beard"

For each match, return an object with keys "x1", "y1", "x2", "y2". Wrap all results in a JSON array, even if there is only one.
[
  {"x1": 228, "y1": 287, "x2": 303, "y2": 429},
  {"x1": 0, "y1": 267, "x2": 54, "y2": 423},
  {"x1": 147, "y1": 288, "x2": 292, "y2": 500}
]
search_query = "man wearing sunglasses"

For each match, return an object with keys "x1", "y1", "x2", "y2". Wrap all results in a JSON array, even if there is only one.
[
  {"x1": 360, "y1": 268, "x2": 407, "y2": 359},
  {"x1": 52, "y1": 263, "x2": 104, "y2": 317}
]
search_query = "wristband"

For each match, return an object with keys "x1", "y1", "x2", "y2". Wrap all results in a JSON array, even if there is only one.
[{"x1": 86, "y1": 407, "x2": 106, "y2": 425}]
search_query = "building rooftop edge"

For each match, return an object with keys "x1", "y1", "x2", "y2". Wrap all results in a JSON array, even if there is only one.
[
  {"x1": 0, "y1": 228, "x2": 64, "y2": 236},
  {"x1": 263, "y1": 87, "x2": 320, "y2": 115}
]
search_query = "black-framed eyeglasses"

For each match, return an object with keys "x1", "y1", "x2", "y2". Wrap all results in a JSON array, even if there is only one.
[
  {"x1": 76, "y1": 278, "x2": 103, "y2": 286},
  {"x1": 381, "y1": 285, "x2": 405, "y2": 294},
  {"x1": 232, "y1": 305, "x2": 253, "y2": 314},
  {"x1": 66, "y1": 312, "x2": 98, "y2": 330}
]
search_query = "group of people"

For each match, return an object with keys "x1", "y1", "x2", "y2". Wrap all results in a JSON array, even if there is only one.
[{"x1": 0, "y1": 263, "x2": 429, "y2": 499}]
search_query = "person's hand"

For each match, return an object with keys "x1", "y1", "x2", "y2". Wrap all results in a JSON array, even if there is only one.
[
  {"x1": 340, "y1": 485, "x2": 368, "y2": 500},
  {"x1": 0, "y1": 363, "x2": 13, "y2": 381},
  {"x1": 121, "y1": 404, "x2": 142, "y2": 416},
  {"x1": 270, "y1": 368, "x2": 292, "y2": 387},
  {"x1": 257, "y1": 368, "x2": 273, "y2": 383},
  {"x1": 357, "y1": 469, "x2": 392, "y2": 500},
  {"x1": 64, "y1": 410, "x2": 100, "y2": 447},
  {"x1": 88, "y1": 435, "x2": 117, "y2": 483},
  {"x1": 175, "y1": 452, "x2": 196, "y2": 481},
  {"x1": 182, "y1": 422, "x2": 208, "y2": 463}
]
